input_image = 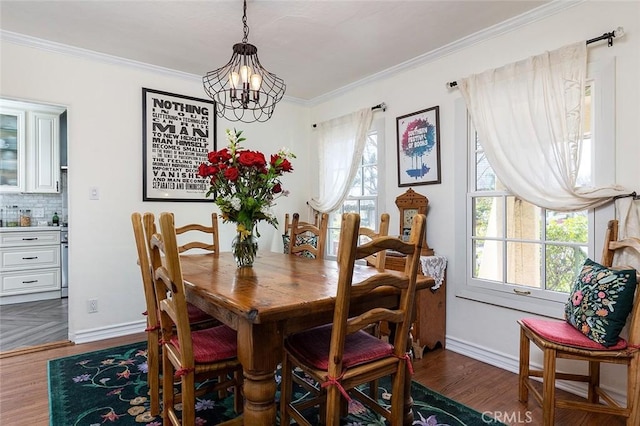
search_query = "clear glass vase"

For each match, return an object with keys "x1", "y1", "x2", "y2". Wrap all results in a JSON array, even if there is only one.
[{"x1": 232, "y1": 231, "x2": 258, "y2": 267}]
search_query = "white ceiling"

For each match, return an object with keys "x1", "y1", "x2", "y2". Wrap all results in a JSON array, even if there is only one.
[{"x1": 0, "y1": 0, "x2": 552, "y2": 101}]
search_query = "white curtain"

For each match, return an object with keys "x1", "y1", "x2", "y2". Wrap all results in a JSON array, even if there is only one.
[
  {"x1": 458, "y1": 41, "x2": 630, "y2": 211},
  {"x1": 307, "y1": 108, "x2": 373, "y2": 213},
  {"x1": 615, "y1": 197, "x2": 640, "y2": 268}
]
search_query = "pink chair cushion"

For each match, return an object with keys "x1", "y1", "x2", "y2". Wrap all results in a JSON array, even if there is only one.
[
  {"x1": 170, "y1": 325, "x2": 237, "y2": 363},
  {"x1": 285, "y1": 324, "x2": 394, "y2": 370},
  {"x1": 187, "y1": 302, "x2": 214, "y2": 324},
  {"x1": 521, "y1": 318, "x2": 627, "y2": 350}
]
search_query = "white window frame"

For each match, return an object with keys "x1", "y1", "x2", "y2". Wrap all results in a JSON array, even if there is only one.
[
  {"x1": 326, "y1": 117, "x2": 385, "y2": 259},
  {"x1": 453, "y1": 59, "x2": 616, "y2": 318}
]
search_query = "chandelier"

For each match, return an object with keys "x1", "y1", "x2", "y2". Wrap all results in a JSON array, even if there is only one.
[{"x1": 203, "y1": 0, "x2": 286, "y2": 123}]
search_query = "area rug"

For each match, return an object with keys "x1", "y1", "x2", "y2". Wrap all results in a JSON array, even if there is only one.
[{"x1": 48, "y1": 342, "x2": 505, "y2": 425}]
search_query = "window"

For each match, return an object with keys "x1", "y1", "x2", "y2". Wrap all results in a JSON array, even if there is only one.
[
  {"x1": 455, "y1": 60, "x2": 615, "y2": 317},
  {"x1": 326, "y1": 119, "x2": 384, "y2": 258}
]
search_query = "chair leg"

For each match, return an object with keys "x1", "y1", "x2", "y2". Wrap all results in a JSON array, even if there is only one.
[
  {"x1": 147, "y1": 334, "x2": 160, "y2": 416},
  {"x1": 181, "y1": 371, "x2": 196, "y2": 425},
  {"x1": 518, "y1": 328, "x2": 530, "y2": 403},
  {"x1": 234, "y1": 369, "x2": 244, "y2": 414},
  {"x1": 627, "y1": 355, "x2": 640, "y2": 426},
  {"x1": 162, "y1": 351, "x2": 175, "y2": 424},
  {"x1": 390, "y1": 365, "x2": 407, "y2": 426},
  {"x1": 279, "y1": 354, "x2": 292, "y2": 426},
  {"x1": 588, "y1": 361, "x2": 600, "y2": 404},
  {"x1": 325, "y1": 383, "x2": 342, "y2": 426},
  {"x1": 542, "y1": 348, "x2": 557, "y2": 426}
]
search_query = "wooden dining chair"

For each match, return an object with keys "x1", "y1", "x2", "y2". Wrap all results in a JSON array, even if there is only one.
[
  {"x1": 151, "y1": 211, "x2": 244, "y2": 425},
  {"x1": 279, "y1": 212, "x2": 426, "y2": 426},
  {"x1": 287, "y1": 212, "x2": 329, "y2": 259},
  {"x1": 175, "y1": 212, "x2": 220, "y2": 254},
  {"x1": 282, "y1": 211, "x2": 320, "y2": 254},
  {"x1": 518, "y1": 219, "x2": 640, "y2": 426},
  {"x1": 130, "y1": 212, "x2": 220, "y2": 417}
]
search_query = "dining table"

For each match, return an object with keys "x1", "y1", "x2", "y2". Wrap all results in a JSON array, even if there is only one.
[{"x1": 180, "y1": 250, "x2": 435, "y2": 425}]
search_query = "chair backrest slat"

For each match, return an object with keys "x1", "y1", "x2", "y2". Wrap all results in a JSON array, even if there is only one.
[{"x1": 175, "y1": 212, "x2": 220, "y2": 255}]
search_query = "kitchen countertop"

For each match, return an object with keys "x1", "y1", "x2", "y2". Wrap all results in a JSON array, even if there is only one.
[{"x1": 0, "y1": 226, "x2": 64, "y2": 232}]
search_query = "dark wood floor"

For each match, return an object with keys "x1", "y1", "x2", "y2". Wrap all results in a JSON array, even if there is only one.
[
  {"x1": 0, "y1": 298, "x2": 69, "y2": 352},
  {"x1": 0, "y1": 333, "x2": 627, "y2": 426}
]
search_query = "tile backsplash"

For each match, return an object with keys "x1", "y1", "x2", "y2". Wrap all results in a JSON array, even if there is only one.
[{"x1": 2, "y1": 170, "x2": 68, "y2": 226}]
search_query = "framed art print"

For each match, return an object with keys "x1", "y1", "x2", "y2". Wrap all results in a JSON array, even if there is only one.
[
  {"x1": 396, "y1": 106, "x2": 441, "y2": 187},
  {"x1": 142, "y1": 88, "x2": 216, "y2": 201}
]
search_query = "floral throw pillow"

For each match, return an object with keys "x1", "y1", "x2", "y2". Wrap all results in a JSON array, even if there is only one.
[{"x1": 564, "y1": 258, "x2": 638, "y2": 347}]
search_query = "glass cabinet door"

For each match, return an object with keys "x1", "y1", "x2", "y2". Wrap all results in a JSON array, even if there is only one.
[{"x1": 0, "y1": 108, "x2": 26, "y2": 192}]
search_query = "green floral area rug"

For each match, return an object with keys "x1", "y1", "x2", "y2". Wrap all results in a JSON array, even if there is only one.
[{"x1": 48, "y1": 342, "x2": 505, "y2": 425}]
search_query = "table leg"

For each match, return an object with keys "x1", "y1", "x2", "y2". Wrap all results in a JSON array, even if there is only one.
[{"x1": 236, "y1": 320, "x2": 282, "y2": 425}]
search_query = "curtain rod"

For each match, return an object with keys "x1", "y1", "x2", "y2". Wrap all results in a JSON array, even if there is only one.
[
  {"x1": 312, "y1": 103, "x2": 386, "y2": 128},
  {"x1": 446, "y1": 26, "x2": 625, "y2": 89}
]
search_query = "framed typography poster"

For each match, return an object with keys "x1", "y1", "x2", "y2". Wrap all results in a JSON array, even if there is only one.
[
  {"x1": 396, "y1": 106, "x2": 441, "y2": 187},
  {"x1": 142, "y1": 88, "x2": 216, "y2": 202}
]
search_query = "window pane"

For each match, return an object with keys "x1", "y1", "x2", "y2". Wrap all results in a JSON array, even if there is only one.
[
  {"x1": 506, "y1": 197, "x2": 542, "y2": 240},
  {"x1": 328, "y1": 227, "x2": 341, "y2": 257},
  {"x1": 362, "y1": 138, "x2": 377, "y2": 166},
  {"x1": 342, "y1": 200, "x2": 358, "y2": 214},
  {"x1": 506, "y1": 242, "x2": 541, "y2": 288},
  {"x1": 473, "y1": 197, "x2": 504, "y2": 238},
  {"x1": 359, "y1": 200, "x2": 376, "y2": 228},
  {"x1": 475, "y1": 151, "x2": 496, "y2": 191},
  {"x1": 362, "y1": 165, "x2": 377, "y2": 195},
  {"x1": 349, "y1": 168, "x2": 363, "y2": 196},
  {"x1": 473, "y1": 239, "x2": 503, "y2": 281},
  {"x1": 546, "y1": 211, "x2": 588, "y2": 243},
  {"x1": 545, "y1": 244, "x2": 587, "y2": 292}
]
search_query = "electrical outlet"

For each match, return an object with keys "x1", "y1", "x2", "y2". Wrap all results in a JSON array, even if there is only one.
[
  {"x1": 32, "y1": 208, "x2": 45, "y2": 218},
  {"x1": 88, "y1": 298, "x2": 98, "y2": 313}
]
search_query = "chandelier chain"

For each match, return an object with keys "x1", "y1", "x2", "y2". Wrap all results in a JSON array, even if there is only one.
[{"x1": 242, "y1": 0, "x2": 249, "y2": 43}]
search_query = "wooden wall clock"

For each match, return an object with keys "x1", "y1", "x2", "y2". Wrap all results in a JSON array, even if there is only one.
[{"x1": 395, "y1": 188, "x2": 433, "y2": 255}]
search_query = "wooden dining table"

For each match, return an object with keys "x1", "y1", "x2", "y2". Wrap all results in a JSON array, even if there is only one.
[{"x1": 180, "y1": 251, "x2": 434, "y2": 425}]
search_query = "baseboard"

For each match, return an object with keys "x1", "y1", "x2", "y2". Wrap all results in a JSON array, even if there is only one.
[
  {"x1": 445, "y1": 335, "x2": 627, "y2": 407},
  {"x1": 72, "y1": 319, "x2": 146, "y2": 344}
]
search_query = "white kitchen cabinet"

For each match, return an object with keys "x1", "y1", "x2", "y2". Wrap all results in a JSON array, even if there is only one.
[
  {"x1": 0, "y1": 99, "x2": 63, "y2": 194},
  {"x1": 28, "y1": 111, "x2": 60, "y2": 193},
  {"x1": 0, "y1": 228, "x2": 61, "y2": 304},
  {"x1": 0, "y1": 108, "x2": 26, "y2": 192}
]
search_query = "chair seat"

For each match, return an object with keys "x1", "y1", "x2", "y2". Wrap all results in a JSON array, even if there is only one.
[
  {"x1": 169, "y1": 325, "x2": 237, "y2": 363},
  {"x1": 285, "y1": 324, "x2": 394, "y2": 370},
  {"x1": 520, "y1": 318, "x2": 627, "y2": 351}
]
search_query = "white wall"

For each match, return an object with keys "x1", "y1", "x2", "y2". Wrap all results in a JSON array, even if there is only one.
[
  {"x1": 0, "y1": 41, "x2": 312, "y2": 340},
  {"x1": 310, "y1": 0, "x2": 639, "y2": 398}
]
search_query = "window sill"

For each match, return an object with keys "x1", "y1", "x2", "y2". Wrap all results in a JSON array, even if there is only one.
[{"x1": 455, "y1": 286, "x2": 566, "y2": 319}]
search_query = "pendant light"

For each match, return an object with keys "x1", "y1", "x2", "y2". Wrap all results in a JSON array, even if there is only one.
[{"x1": 203, "y1": 0, "x2": 286, "y2": 123}]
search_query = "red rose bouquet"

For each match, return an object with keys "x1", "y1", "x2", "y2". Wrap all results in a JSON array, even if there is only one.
[{"x1": 198, "y1": 128, "x2": 295, "y2": 243}]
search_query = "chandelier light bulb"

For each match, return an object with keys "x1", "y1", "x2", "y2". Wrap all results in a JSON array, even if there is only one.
[
  {"x1": 229, "y1": 71, "x2": 240, "y2": 89},
  {"x1": 239, "y1": 65, "x2": 252, "y2": 83},
  {"x1": 250, "y1": 73, "x2": 262, "y2": 91}
]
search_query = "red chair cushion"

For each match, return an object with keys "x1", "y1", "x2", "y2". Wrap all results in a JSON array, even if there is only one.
[
  {"x1": 285, "y1": 324, "x2": 394, "y2": 370},
  {"x1": 187, "y1": 302, "x2": 214, "y2": 324},
  {"x1": 521, "y1": 318, "x2": 628, "y2": 350},
  {"x1": 170, "y1": 325, "x2": 237, "y2": 363}
]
